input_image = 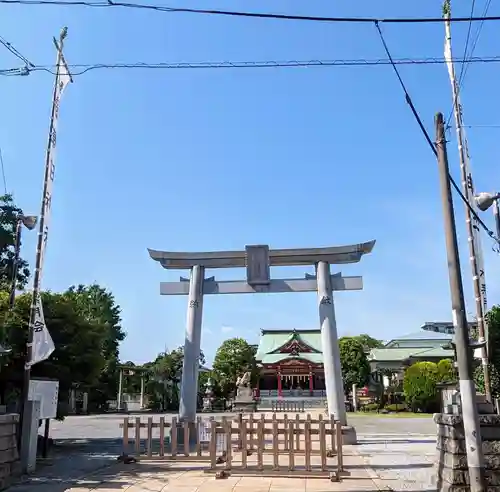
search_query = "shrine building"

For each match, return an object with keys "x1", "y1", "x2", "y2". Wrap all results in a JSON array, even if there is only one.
[{"x1": 255, "y1": 329, "x2": 326, "y2": 399}]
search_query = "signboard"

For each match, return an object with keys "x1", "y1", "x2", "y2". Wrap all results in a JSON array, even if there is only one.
[{"x1": 28, "y1": 379, "x2": 59, "y2": 419}]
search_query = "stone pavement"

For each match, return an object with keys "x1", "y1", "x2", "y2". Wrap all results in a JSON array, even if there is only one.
[
  {"x1": 6, "y1": 413, "x2": 439, "y2": 491},
  {"x1": 8, "y1": 448, "x2": 380, "y2": 492},
  {"x1": 354, "y1": 432, "x2": 437, "y2": 491}
]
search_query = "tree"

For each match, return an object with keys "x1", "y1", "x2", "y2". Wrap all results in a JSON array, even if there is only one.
[
  {"x1": 338, "y1": 337, "x2": 370, "y2": 394},
  {"x1": 0, "y1": 194, "x2": 30, "y2": 291},
  {"x1": 63, "y1": 284, "x2": 126, "y2": 410},
  {"x1": 403, "y1": 361, "x2": 440, "y2": 413},
  {"x1": 473, "y1": 305, "x2": 500, "y2": 398},
  {"x1": 0, "y1": 291, "x2": 108, "y2": 417},
  {"x1": 437, "y1": 358, "x2": 456, "y2": 382},
  {"x1": 146, "y1": 347, "x2": 206, "y2": 411},
  {"x1": 353, "y1": 334, "x2": 384, "y2": 350},
  {"x1": 212, "y1": 338, "x2": 257, "y2": 397}
]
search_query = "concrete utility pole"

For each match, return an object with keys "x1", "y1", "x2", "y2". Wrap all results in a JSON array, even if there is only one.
[
  {"x1": 443, "y1": 0, "x2": 491, "y2": 400},
  {"x1": 435, "y1": 112, "x2": 486, "y2": 492}
]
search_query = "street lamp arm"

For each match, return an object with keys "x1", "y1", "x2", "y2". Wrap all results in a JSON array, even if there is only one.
[{"x1": 475, "y1": 192, "x2": 500, "y2": 212}]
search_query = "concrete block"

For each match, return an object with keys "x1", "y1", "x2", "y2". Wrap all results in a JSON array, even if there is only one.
[
  {"x1": 437, "y1": 468, "x2": 500, "y2": 486},
  {"x1": 437, "y1": 435, "x2": 500, "y2": 455},
  {"x1": 341, "y1": 426, "x2": 357, "y2": 445},
  {"x1": 439, "y1": 451, "x2": 500, "y2": 470}
]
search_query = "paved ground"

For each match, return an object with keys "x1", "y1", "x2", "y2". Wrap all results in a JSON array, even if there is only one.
[{"x1": 7, "y1": 412, "x2": 439, "y2": 491}]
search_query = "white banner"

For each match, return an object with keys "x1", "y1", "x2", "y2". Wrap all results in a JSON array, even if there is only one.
[
  {"x1": 38, "y1": 50, "x2": 71, "y2": 272},
  {"x1": 444, "y1": 22, "x2": 488, "y2": 334},
  {"x1": 29, "y1": 294, "x2": 55, "y2": 366},
  {"x1": 29, "y1": 39, "x2": 71, "y2": 367}
]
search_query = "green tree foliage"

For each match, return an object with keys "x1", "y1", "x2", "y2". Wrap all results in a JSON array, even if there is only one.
[
  {"x1": 403, "y1": 361, "x2": 439, "y2": 413},
  {"x1": 63, "y1": 284, "x2": 126, "y2": 410},
  {"x1": 0, "y1": 291, "x2": 109, "y2": 417},
  {"x1": 353, "y1": 334, "x2": 384, "y2": 351},
  {"x1": 473, "y1": 306, "x2": 500, "y2": 398},
  {"x1": 144, "y1": 347, "x2": 206, "y2": 411},
  {"x1": 0, "y1": 194, "x2": 30, "y2": 291},
  {"x1": 437, "y1": 358, "x2": 456, "y2": 382},
  {"x1": 212, "y1": 338, "x2": 257, "y2": 397},
  {"x1": 402, "y1": 359, "x2": 453, "y2": 413},
  {"x1": 338, "y1": 336, "x2": 370, "y2": 394}
]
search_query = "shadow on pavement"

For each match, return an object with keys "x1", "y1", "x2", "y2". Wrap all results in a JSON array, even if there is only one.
[
  {"x1": 359, "y1": 438, "x2": 436, "y2": 444},
  {"x1": 348, "y1": 462, "x2": 434, "y2": 470}
]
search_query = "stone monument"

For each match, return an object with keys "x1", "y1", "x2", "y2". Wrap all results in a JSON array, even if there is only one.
[
  {"x1": 232, "y1": 371, "x2": 256, "y2": 413},
  {"x1": 202, "y1": 377, "x2": 215, "y2": 412}
]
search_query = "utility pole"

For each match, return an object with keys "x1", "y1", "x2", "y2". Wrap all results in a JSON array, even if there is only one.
[
  {"x1": 443, "y1": 0, "x2": 491, "y2": 400},
  {"x1": 494, "y1": 198, "x2": 500, "y2": 245},
  {"x1": 20, "y1": 28, "x2": 72, "y2": 472},
  {"x1": 435, "y1": 112, "x2": 486, "y2": 492}
]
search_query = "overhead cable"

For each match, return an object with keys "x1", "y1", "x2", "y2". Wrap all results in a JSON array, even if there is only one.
[
  {"x1": 2, "y1": 0, "x2": 500, "y2": 24},
  {"x1": 2, "y1": 54, "x2": 500, "y2": 77},
  {"x1": 0, "y1": 34, "x2": 35, "y2": 67},
  {"x1": 373, "y1": 21, "x2": 500, "y2": 248}
]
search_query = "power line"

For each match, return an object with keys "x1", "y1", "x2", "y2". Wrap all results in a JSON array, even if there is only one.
[
  {"x1": 0, "y1": 148, "x2": 8, "y2": 195},
  {"x1": 445, "y1": 0, "x2": 493, "y2": 129},
  {"x1": 2, "y1": 54, "x2": 500, "y2": 77},
  {"x1": 374, "y1": 21, "x2": 500, "y2": 248},
  {"x1": 461, "y1": 0, "x2": 492, "y2": 86},
  {"x1": 2, "y1": 0, "x2": 500, "y2": 24},
  {"x1": 0, "y1": 34, "x2": 35, "y2": 67},
  {"x1": 457, "y1": 0, "x2": 477, "y2": 88}
]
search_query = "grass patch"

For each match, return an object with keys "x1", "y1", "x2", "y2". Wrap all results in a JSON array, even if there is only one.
[{"x1": 351, "y1": 412, "x2": 434, "y2": 418}]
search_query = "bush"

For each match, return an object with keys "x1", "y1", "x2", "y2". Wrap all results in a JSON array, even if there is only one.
[
  {"x1": 403, "y1": 361, "x2": 440, "y2": 413},
  {"x1": 437, "y1": 358, "x2": 456, "y2": 382},
  {"x1": 361, "y1": 403, "x2": 379, "y2": 412},
  {"x1": 384, "y1": 403, "x2": 408, "y2": 413}
]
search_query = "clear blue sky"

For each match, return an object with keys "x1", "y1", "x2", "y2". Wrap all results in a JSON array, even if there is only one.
[{"x1": 2, "y1": 1, "x2": 500, "y2": 366}]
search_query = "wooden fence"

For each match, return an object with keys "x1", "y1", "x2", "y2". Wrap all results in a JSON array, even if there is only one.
[
  {"x1": 270, "y1": 400, "x2": 305, "y2": 412},
  {"x1": 119, "y1": 416, "x2": 213, "y2": 461},
  {"x1": 206, "y1": 413, "x2": 344, "y2": 481}
]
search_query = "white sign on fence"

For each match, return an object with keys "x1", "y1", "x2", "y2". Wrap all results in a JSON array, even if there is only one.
[{"x1": 28, "y1": 379, "x2": 59, "y2": 419}]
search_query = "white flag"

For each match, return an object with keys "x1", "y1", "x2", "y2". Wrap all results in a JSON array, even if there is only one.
[{"x1": 29, "y1": 294, "x2": 55, "y2": 366}]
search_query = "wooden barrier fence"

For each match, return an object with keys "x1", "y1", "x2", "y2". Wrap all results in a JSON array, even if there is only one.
[
  {"x1": 119, "y1": 416, "x2": 214, "y2": 461},
  {"x1": 206, "y1": 413, "x2": 344, "y2": 481},
  {"x1": 271, "y1": 400, "x2": 305, "y2": 412}
]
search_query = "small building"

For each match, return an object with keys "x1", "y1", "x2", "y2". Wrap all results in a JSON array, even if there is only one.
[
  {"x1": 255, "y1": 329, "x2": 325, "y2": 399},
  {"x1": 367, "y1": 330, "x2": 454, "y2": 387},
  {"x1": 420, "y1": 321, "x2": 476, "y2": 335}
]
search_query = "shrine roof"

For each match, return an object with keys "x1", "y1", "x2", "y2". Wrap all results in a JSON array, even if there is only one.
[
  {"x1": 368, "y1": 346, "x2": 452, "y2": 363},
  {"x1": 259, "y1": 353, "x2": 324, "y2": 365},
  {"x1": 256, "y1": 329, "x2": 322, "y2": 365}
]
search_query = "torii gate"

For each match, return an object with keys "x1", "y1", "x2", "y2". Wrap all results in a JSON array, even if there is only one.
[{"x1": 149, "y1": 241, "x2": 375, "y2": 443}]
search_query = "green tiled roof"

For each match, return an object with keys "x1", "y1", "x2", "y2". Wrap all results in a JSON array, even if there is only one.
[
  {"x1": 368, "y1": 346, "x2": 453, "y2": 362},
  {"x1": 256, "y1": 329, "x2": 322, "y2": 365}
]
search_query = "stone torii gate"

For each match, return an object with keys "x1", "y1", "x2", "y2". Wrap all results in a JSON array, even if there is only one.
[{"x1": 149, "y1": 241, "x2": 375, "y2": 441}]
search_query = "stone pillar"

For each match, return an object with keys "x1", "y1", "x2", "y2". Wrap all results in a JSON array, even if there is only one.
[
  {"x1": 434, "y1": 413, "x2": 499, "y2": 491},
  {"x1": 316, "y1": 261, "x2": 347, "y2": 426},
  {"x1": 117, "y1": 369, "x2": 123, "y2": 411},
  {"x1": 140, "y1": 376, "x2": 145, "y2": 409},
  {"x1": 277, "y1": 369, "x2": 282, "y2": 398},
  {"x1": 69, "y1": 389, "x2": 76, "y2": 415},
  {"x1": 179, "y1": 265, "x2": 204, "y2": 423},
  {"x1": 352, "y1": 384, "x2": 358, "y2": 412},
  {"x1": 82, "y1": 392, "x2": 88, "y2": 414}
]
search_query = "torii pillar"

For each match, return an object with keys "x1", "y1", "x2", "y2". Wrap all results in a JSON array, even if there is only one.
[{"x1": 179, "y1": 265, "x2": 205, "y2": 422}]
